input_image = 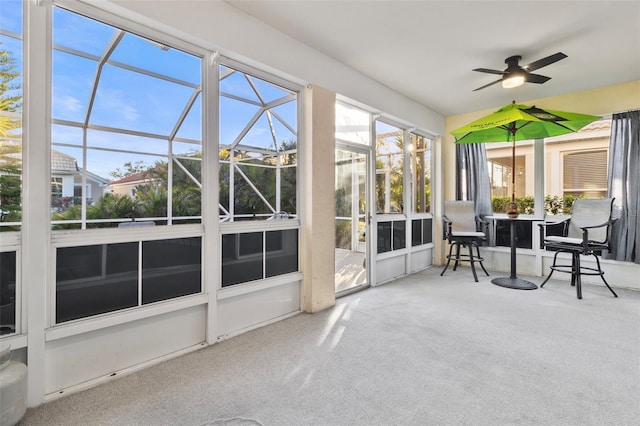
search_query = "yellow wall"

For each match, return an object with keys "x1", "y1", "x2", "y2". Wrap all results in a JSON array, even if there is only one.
[{"x1": 443, "y1": 80, "x2": 640, "y2": 200}]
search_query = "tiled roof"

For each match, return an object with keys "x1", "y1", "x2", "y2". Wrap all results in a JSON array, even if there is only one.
[
  {"x1": 108, "y1": 172, "x2": 149, "y2": 185},
  {"x1": 579, "y1": 118, "x2": 611, "y2": 132},
  {"x1": 51, "y1": 149, "x2": 78, "y2": 172}
]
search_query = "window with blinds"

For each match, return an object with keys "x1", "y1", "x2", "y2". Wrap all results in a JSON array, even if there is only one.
[{"x1": 563, "y1": 149, "x2": 608, "y2": 198}]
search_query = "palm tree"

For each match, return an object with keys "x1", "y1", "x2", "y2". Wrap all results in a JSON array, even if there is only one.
[
  {"x1": 0, "y1": 44, "x2": 23, "y2": 229},
  {"x1": 90, "y1": 192, "x2": 140, "y2": 221},
  {"x1": 0, "y1": 45, "x2": 21, "y2": 138}
]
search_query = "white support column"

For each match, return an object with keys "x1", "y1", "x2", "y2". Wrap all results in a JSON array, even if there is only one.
[
  {"x1": 23, "y1": 0, "x2": 51, "y2": 407},
  {"x1": 204, "y1": 51, "x2": 219, "y2": 344},
  {"x1": 404, "y1": 129, "x2": 413, "y2": 274},
  {"x1": 533, "y1": 139, "x2": 545, "y2": 276},
  {"x1": 368, "y1": 121, "x2": 377, "y2": 285},
  {"x1": 301, "y1": 85, "x2": 336, "y2": 313},
  {"x1": 533, "y1": 139, "x2": 544, "y2": 218},
  {"x1": 433, "y1": 135, "x2": 445, "y2": 265}
]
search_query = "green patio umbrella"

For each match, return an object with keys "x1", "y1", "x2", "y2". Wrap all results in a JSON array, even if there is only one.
[{"x1": 451, "y1": 101, "x2": 601, "y2": 216}]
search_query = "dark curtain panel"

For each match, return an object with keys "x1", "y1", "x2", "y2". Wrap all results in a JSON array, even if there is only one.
[
  {"x1": 456, "y1": 143, "x2": 493, "y2": 243},
  {"x1": 607, "y1": 110, "x2": 640, "y2": 263}
]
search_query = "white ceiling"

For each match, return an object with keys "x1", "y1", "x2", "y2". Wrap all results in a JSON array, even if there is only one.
[{"x1": 225, "y1": 0, "x2": 640, "y2": 117}]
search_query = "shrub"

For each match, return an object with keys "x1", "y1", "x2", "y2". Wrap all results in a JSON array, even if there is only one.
[{"x1": 492, "y1": 194, "x2": 583, "y2": 215}]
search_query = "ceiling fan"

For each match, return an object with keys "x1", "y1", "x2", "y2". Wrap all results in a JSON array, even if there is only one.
[{"x1": 472, "y1": 52, "x2": 568, "y2": 91}]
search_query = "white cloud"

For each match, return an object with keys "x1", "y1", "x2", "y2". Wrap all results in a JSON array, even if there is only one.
[
  {"x1": 55, "y1": 95, "x2": 83, "y2": 113},
  {"x1": 98, "y1": 88, "x2": 140, "y2": 123},
  {"x1": 120, "y1": 104, "x2": 140, "y2": 122}
]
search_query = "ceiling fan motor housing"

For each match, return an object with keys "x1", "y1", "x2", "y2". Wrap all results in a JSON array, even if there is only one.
[{"x1": 505, "y1": 55, "x2": 524, "y2": 73}]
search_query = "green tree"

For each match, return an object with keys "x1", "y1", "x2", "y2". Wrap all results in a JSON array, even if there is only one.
[
  {"x1": 109, "y1": 160, "x2": 150, "y2": 180},
  {"x1": 172, "y1": 157, "x2": 202, "y2": 219},
  {"x1": 137, "y1": 186, "x2": 167, "y2": 218},
  {"x1": 219, "y1": 139, "x2": 296, "y2": 220},
  {"x1": 135, "y1": 158, "x2": 203, "y2": 219},
  {"x1": 0, "y1": 46, "x2": 21, "y2": 137},
  {"x1": 375, "y1": 133, "x2": 403, "y2": 213},
  {"x1": 0, "y1": 43, "x2": 22, "y2": 229},
  {"x1": 90, "y1": 192, "x2": 140, "y2": 222},
  {"x1": 54, "y1": 153, "x2": 204, "y2": 225}
]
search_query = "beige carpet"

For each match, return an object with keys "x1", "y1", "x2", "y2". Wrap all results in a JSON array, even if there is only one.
[
  {"x1": 21, "y1": 266, "x2": 640, "y2": 425},
  {"x1": 202, "y1": 418, "x2": 262, "y2": 426}
]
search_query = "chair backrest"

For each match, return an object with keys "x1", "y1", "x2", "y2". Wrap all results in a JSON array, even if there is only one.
[
  {"x1": 567, "y1": 198, "x2": 614, "y2": 243},
  {"x1": 444, "y1": 201, "x2": 477, "y2": 233}
]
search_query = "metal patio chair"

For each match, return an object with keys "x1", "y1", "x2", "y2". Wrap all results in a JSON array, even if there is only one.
[
  {"x1": 441, "y1": 200, "x2": 489, "y2": 282},
  {"x1": 538, "y1": 198, "x2": 617, "y2": 299}
]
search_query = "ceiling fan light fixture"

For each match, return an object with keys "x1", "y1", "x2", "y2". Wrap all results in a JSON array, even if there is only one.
[{"x1": 502, "y1": 72, "x2": 525, "y2": 89}]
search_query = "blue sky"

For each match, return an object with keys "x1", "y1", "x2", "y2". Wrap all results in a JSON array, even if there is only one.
[
  {"x1": 0, "y1": 0, "x2": 23, "y2": 110},
  {"x1": 1, "y1": 2, "x2": 298, "y2": 180}
]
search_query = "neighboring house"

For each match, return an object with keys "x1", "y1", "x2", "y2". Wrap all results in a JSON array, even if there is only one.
[
  {"x1": 107, "y1": 171, "x2": 155, "y2": 198},
  {"x1": 51, "y1": 149, "x2": 109, "y2": 207},
  {"x1": 485, "y1": 119, "x2": 611, "y2": 200}
]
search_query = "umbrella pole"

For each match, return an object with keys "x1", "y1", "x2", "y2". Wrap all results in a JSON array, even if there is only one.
[
  {"x1": 511, "y1": 138, "x2": 516, "y2": 203},
  {"x1": 510, "y1": 100, "x2": 516, "y2": 204},
  {"x1": 507, "y1": 128, "x2": 519, "y2": 218}
]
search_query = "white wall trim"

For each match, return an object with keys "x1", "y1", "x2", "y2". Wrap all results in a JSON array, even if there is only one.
[
  {"x1": 45, "y1": 294, "x2": 209, "y2": 342},
  {"x1": 217, "y1": 273, "x2": 303, "y2": 300}
]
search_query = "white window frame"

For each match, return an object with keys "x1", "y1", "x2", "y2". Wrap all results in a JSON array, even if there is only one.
[
  {"x1": 41, "y1": 0, "x2": 214, "y2": 339},
  {"x1": 409, "y1": 130, "x2": 433, "y2": 216},
  {"x1": 50, "y1": 1, "x2": 206, "y2": 229},
  {"x1": 217, "y1": 57, "x2": 303, "y2": 226}
]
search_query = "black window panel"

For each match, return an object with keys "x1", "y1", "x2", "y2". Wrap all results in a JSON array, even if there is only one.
[
  {"x1": 0, "y1": 251, "x2": 17, "y2": 336},
  {"x1": 221, "y1": 233, "x2": 236, "y2": 262},
  {"x1": 142, "y1": 238, "x2": 202, "y2": 304},
  {"x1": 266, "y1": 229, "x2": 298, "y2": 278},
  {"x1": 56, "y1": 243, "x2": 138, "y2": 281},
  {"x1": 377, "y1": 222, "x2": 392, "y2": 253},
  {"x1": 239, "y1": 232, "x2": 263, "y2": 256},
  {"x1": 422, "y1": 218, "x2": 433, "y2": 244},
  {"x1": 495, "y1": 220, "x2": 532, "y2": 249},
  {"x1": 411, "y1": 219, "x2": 422, "y2": 246},
  {"x1": 56, "y1": 243, "x2": 138, "y2": 323},
  {"x1": 393, "y1": 221, "x2": 406, "y2": 250},
  {"x1": 222, "y1": 233, "x2": 263, "y2": 286}
]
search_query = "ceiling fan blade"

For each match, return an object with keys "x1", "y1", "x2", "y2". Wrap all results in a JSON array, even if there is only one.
[
  {"x1": 472, "y1": 68, "x2": 505, "y2": 75},
  {"x1": 525, "y1": 73, "x2": 552, "y2": 84},
  {"x1": 524, "y1": 52, "x2": 567, "y2": 72},
  {"x1": 473, "y1": 78, "x2": 502, "y2": 91}
]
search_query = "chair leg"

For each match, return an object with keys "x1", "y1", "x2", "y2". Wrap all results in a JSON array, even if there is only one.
[
  {"x1": 442, "y1": 240, "x2": 489, "y2": 282},
  {"x1": 574, "y1": 252, "x2": 582, "y2": 300},
  {"x1": 440, "y1": 242, "x2": 455, "y2": 277},
  {"x1": 453, "y1": 243, "x2": 461, "y2": 271},
  {"x1": 542, "y1": 248, "x2": 617, "y2": 300},
  {"x1": 592, "y1": 253, "x2": 618, "y2": 298},
  {"x1": 473, "y1": 243, "x2": 490, "y2": 277},
  {"x1": 569, "y1": 252, "x2": 577, "y2": 287},
  {"x1": 541, "y1": 251, "x2": 560, "y2": 287},
  {"x1": 468, "y1": 243, "x2": 479, "y2": 282}
]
